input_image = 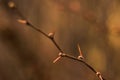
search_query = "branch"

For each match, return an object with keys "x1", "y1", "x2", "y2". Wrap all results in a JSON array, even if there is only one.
[{"x1": 8, "y1": 1, "x2": 106, "y2": 80}]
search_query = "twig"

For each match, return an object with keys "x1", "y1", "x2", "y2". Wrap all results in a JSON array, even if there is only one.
[
  {"x1": 8, "y1": 1, "x2": 106, "y2": 80},
  {"x1": 77, "y1": 44, "x2": 84, "y2": 59}
]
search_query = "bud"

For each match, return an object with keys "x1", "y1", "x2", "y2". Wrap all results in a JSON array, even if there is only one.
[
  {"x1": 96, "y1": 72, "x2": 103, "y2": 80},
  {"x1": 96, "y1": 72, "x2": 101, "y2": 76},
  {"x1": 18, "y1": 19, "x2": 27, "y2": 24},
  {"x1": 78, "y1": 56, "x2": 84, "y2": 59},
  {"x1": 58, "y1": 52, "x2": 62, "y2": 56},
  {"x1": 8, "y1": 1, "x2": 15, "y2": 8},
  {"x1": 48, "y1": 32, "x2": 54, "y2": 39},
  {"x1": 59, "y1": 52, "x2": 66, "y2": 57}
]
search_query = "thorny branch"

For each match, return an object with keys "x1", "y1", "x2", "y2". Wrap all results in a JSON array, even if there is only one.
[{"x1": 8, "y1": 1, "x2": 106, "y2": 80}]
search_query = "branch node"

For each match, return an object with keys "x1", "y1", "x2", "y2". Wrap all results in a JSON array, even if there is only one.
[
  {"x1": 77, "y1": 56, "x2": 84, "y2": 60},
  {"x1": 59, "y1": 52, "x2": 66, "y2": 57},
  {"x1": 62, "y1": 53, "x2": 66, "y2": 56}
]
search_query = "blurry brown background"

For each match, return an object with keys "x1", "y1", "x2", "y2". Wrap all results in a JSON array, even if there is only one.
[{"x1": 0, "y1": 0, "x2": 120, "y2": 80}]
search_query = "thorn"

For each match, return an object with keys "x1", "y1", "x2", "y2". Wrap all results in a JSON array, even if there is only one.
[
  {"x1": 48, "y1": 32, "x2": 55, "y2": 39},
  {"x1": 77, "y1": 44, "x2": 84, "y2": 59},
  {"x1": 53, "y1": 56, "x2": 61, "y2": 63},
  {"x1": 18, "y1": 19, "x2": 27, "y2": 24},
  {"x1": 8, "y1": 1, "x2": 15, "y2": 8}
]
